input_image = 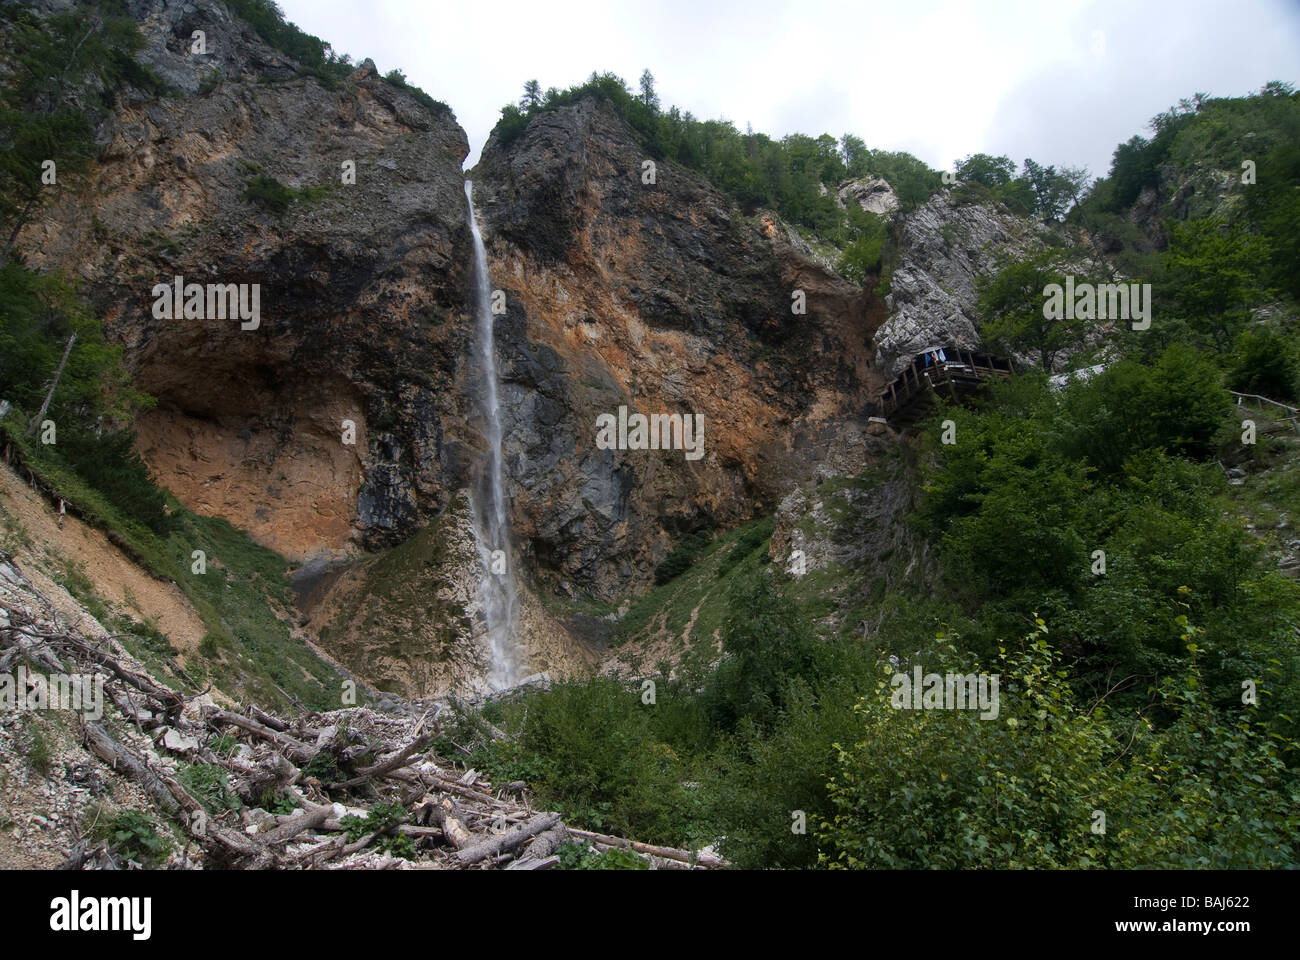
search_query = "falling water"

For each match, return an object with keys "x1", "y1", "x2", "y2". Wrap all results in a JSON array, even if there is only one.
[{"x1": 464, "y1": 180, "x2": 521, "y2": 689}]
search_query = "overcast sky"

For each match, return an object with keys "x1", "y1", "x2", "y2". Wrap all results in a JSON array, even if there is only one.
[{"x1": 277, "y1": 0, "x2": 1300, "y2": 181}]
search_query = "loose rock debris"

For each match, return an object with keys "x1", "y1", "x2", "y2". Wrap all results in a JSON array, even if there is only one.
[{"x1": 0, "y1": 556, "x2": 726, "y2": 870}]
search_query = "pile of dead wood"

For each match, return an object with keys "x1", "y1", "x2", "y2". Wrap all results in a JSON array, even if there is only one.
[{"x1": 0, "y1": 560, "x2": 727, "y2": 871}]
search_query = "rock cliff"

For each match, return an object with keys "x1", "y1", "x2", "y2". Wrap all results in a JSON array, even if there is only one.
[
  {"x1": 873, "y1": 192, "x2": 1054, "y2": 377},
  {"x1": 470, "y1": 97, "x2": 883, "y2": 597},
  {"x1": 9, "y1": 0, "x2": 1048, "y2": 694},
  {"x1": 21, "y1": 0, "x2": 476, "y2": 565}
]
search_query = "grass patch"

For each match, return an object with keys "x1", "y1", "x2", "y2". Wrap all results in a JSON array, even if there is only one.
[
  {"x1": 0, "y1": 419, "x2": 340, "y2": 711},
  {"x1": 244, "y1": 174, "x2": 331, "y2": 216},
  {"x1": 27, "y1": 723, "x2": 54, "y2": 776}
]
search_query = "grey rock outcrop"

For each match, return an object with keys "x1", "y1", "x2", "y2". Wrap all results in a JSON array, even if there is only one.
[
  {"x1": 837, "y1": 176, "x2": 898, "y2": 217},
  {"x1": 874, "y1": 192, "x2": 1052, "y2": 377}
]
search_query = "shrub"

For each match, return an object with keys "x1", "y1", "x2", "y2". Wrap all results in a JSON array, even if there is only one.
[
  {"x1": 653, "y1": 530, "x2": 712, "y2": 585},
  {"x1": 27, "y1": 724, "x2": 53, "y2": 776},
  {"x1": 716, "y1": 516, "x2": 773, "y2": 578},
  {"x1": 702, "y1": 569, "x2": 821, "y2": 731},
  {"x1": 55, "y1": 427, "x2": 173, "y2": 534},
  {"x1": 94, "y1": 809, "x2": 172, "y2": 867},
  {"x1": 339, "y1": 801, "x2": 416, "y2": 859},
  {"x1": 244, "y1": 174, "x2": 295, "y2": 215},
  {"x1": 1058, "y1": 344, "x2": 1231, "y2": 471},
  {"x1": 178, "y1": 763, "x2": 242, "y2": 814},
  {"x1": 556, "y1": 841, "x2": 649, "y2": 870},
  {"x1": 1228, "y1": 326, "x2": 1300, "y2": 401},
  {"x1": 476, "y1": 676, "x2": 694, "y2": 842},
  {"x1": 818, "y1": 622, "x2": 1300, "y2": 869}
]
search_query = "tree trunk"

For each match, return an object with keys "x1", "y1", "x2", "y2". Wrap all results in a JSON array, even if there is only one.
[{"x1": 27, "y1": 331, "x2": 76, "y2": 437}]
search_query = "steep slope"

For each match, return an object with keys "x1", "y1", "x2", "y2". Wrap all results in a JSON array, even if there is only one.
[
  {"x1": 470, "y1": 97, "x2": 884, "y2": 599},
  {"x1": 874, "y1": 193, "x2": 1058, "y2": 376},
  {"x1": 19, "y1": 1, "x2": 476, "y2": 565}
]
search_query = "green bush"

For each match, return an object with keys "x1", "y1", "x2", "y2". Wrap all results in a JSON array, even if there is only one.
[
  {"x1": 716, "y1": 516, "x2": 773, "y2": 577},
  {"x1": 244, "y1": 174, "x2": 295, "y2": 215},
  {"x1": 94, "y1": 809, "x2": 172, "y2": 867},
  {"x1": 1228, "y1": 326, "x2": 1300, "y2": 401},
  {"x1": 705, "y1": 676, "x2": 864, "y2": 869},
  {"x1": 55, "y1": 427, "x2": 173, "y2": 534},
  {"x1": 917, "y1": 363, "x2": 1299, "y2": 725},
  {"x1": 702, "y1": 569, "x2": 821, "y2": 731},
  {"x1": 178, "y1": 763, "x2": 241, "y2": 814},
  {"x1": 1057, "y1": 344, "x2": 1232, "y2": 471},
  {"x1": 556, "y1": 841, "x2": 649, "y2": 870},
  {"x1": 836, "y1": 209, "x2": 887, "y2": 285},
  {"x1": 338, "y1": 801, "x2": 416, "y2": 859},
  {"x1": 26, "y1": 724, "x2": 53, "y2": 776},
  {"x1": 474, "y1": 676, "x2": 697, "y2": 843},
  {"x1": 225, "y1": 0, "x2": 350, "y2": 83},
  {"x1": 243, "y1": 174, "x2": 330, "y2": 216},
  {"x1": 653, "y1": 530, "x2": 712, "y2": 585},
  {"x1": 819, "y1": 622, "x2": 1300, "y2": 869}
]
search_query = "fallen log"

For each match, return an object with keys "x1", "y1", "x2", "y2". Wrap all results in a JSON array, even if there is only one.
[
  {"x1": 427, "y1": 796, "x2": 473, "y2": 851},
  {"x1": 248, "y1": 705, "x2": 291, "y2": 732},
  {"x1": 328, "y1": 731, "x2": 433, "y2": 790},
  {"x1": 320, "y1": 819, "x2": 443, "y2": 840},
  {"x1": 53, "y1": 632, "x2": 184, "y2": 716},
  {"x1": 455, "y1": 812, "x2": 562, "y2": 866},
  {"x1": 256, "y1": 804, "x2": 332, "y2": 846},
  {"x1": 428, "y1": 774, "x2": 514, "y2": 808},
  {"x1": 80, "y1": 720, "x2": 268, "y2": 864},
  {"x1": 204, "y1": 707, "x2": 318, "y2": 763},
  {"x1": 525, "y1": 823, "x2": 570, "y2": 860},
  {"x1": 566, "y1": 827, "x2": 728, "y2": 868}
]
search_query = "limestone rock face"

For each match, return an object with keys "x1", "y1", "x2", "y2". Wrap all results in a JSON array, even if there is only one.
[
  {"x1": 469, "y1": 97, "x2": 884, "y2": 597},
  {"x1": 874, "y1": 193, "x2": 1051, "y2": 377},
  {"x1": 8, "y1": 0, "x2": 943, "y2": 692},
  {"x1": 304, "y1": 490, "x2": 596, "y2": 699},
  {"x1": 837, "y1": 176, "x2": 898, "y2": 217},
  {"x1": 20, "y1": 0, "x2": 475, "y2": 564}
]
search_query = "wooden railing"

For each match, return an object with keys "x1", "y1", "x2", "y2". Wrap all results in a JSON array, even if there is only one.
[
  {"x1": 876, "y1": 346, "x2": 1016, "y2": 418},
  {"x1": 1230, "y1": 390, "x2": 1300, "y2": 435}
]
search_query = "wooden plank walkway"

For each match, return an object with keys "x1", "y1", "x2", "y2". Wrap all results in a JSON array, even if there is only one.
[{"x1": 876, "y1": 345, "x2": 1016, "y2": 419}]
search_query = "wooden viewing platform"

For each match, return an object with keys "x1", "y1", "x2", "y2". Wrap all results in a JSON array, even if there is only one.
[{"x1": 875, "y1": 345, "x2": 1017, "y2": 420}]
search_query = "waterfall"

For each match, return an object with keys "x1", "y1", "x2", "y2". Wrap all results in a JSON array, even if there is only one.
[{"x1": 464, "y1": 180, "x2": 521, "y2": 689}]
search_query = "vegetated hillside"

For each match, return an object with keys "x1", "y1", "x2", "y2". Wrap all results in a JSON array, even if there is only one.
[
  {"x1": 1, "y1": 0, "x2": 1297, "y2": 870},
  {"x1": 450, "y1": 81, "x2": 1300, "y2": 869}
]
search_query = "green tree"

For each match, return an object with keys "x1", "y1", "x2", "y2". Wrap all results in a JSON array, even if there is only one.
[
  {"x1": 1057, "y1": 344, "x2": 1231, "y2": 473},
  {"x1": 520, "y1": 78, "x2": 542, "y2": 111},
  {"x1": 977, "y1": 248, "x2": 1087, "y2": 371},
  {"x1": 955, "y1": 153, "x2": 1016, "y2": 189},
  {"x1": 836, "y1": 208, "x2": 887, "y2": 285},
  {"x1": 1022, "y1": 157, "x2": 1075, "y2": 220},
  {"x1": 0, "y1": 4, "x2": 146, "y2": 263},
  {"x1": 1244, "y1": 141, "x2": 1300, "y2": 301},
  {"x1": 638, "y1": 69, "x2": 659, "y2": 111},
  {"x1": 703, "y1": 570, "x2": 820, "y2": 731},
  {"x1": 840, "y1": 133, "x2": 869, "y2": 178},
  {"x1": 818, "y1": 622, "x2": 1300, "y2": 869},
  {"x1": 1227, "y1": 326, "x2": 1300, "y2": 401},
  {"x1": 1163, "y1": 218, "x2": 1269, "y2": 350}
]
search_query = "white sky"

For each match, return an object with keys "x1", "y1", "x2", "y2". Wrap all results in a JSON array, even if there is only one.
[{"x1": 277, "y1": 0, "x2": 1300, "y2": 180}]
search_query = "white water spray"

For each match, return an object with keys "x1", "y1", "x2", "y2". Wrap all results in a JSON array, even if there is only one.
[{"x1": 464, "y1": 180, "x2": 521, "y2": 689}]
